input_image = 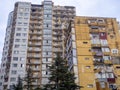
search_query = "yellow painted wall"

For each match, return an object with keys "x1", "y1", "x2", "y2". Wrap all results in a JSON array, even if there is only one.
[{"x1": 74, "y1": 16, "x2": 120, "y2": 90}]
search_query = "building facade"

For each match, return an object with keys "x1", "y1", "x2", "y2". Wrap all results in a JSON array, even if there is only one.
[
  {"x1": 0, "y1": 0, "x2": 75, "y2": 90},
  {"x1": 65, "y1": 16, "x2": 120, "y2": 90}
]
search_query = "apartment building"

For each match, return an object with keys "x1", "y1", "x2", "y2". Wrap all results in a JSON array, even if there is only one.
[
  {"x1": 65, "y1": 16, "x2": 120, "y2": 90},
  {"x1": 0, "y1": 0, "x2": 75, "y2": 90}
]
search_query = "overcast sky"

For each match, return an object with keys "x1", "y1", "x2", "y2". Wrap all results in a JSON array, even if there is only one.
[{"x1": 0, "y1": 0, "x2": 120, "y2": 63}]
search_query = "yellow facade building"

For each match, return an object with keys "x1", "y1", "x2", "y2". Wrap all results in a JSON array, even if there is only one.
[{"x1": 65, "y1": 16, "x2": 120, "y2": 90}]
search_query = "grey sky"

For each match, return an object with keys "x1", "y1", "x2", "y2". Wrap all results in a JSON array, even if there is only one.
[{"x1": 0, "y1": 0, "x2": 120, "y2": 63}]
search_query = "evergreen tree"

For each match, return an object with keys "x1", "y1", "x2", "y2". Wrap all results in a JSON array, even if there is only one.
[
  {"x1": 42, "y1": 54, "x2": 83, "y2": 90},
  {"x1": 23, "y1": 66, "x2": 34, "y2": 90},
  {"x1": 12, "y1": 76, "x2": 23, "y2": 90}
]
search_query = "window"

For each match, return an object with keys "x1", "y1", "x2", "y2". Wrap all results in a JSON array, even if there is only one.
[
  {"x1": 111, "y1": 49, "x2": 118, "y2": 54},
  {"x1": 21, "y1": 64, "x2": 24, "y2": 68},
  {"x1": 14, "y1": 51, "x2": 19, "y2": 54},
  {"x1": 24, "y1": 13, "x2": 29, "y2": 16},
  {"x1": 14, "y1": 44, "x2": 20, "y2": 48},
  {"x1": 100, "y1": 40, "x2": 108, "y2": 46},
  {"x1": 18, "y1": 22, "x2": 22, "y2": 25},
  {"x1": 35, "y1": 65, "x2": 39, "y2": 69},
  {"x1": 10, "y1": 77, "x2": 16, "y2": 82},
  {"x1": 24, "y1": 28, "x2": 27, "y2": 31},
  {"x1": 87, "y1": 84, "x2": 93, "y2": 88},
  {"x1": 18, "y1": 17, "x2": 22, "y2": 19},
  {"x1": 73, "y1": 57, "x2": 77, "y2": 65},
  {"x1": 16, "y1": 33, "x2": 21, "y2": 36},
  {"x1": 22, "y1": 33, "x2": 27, "y2": 37},
  {"x1": 11, "y1": 70, "x2": 17, "y2": 74},
  {"x1": 106, "y1": 73, "x2": 114, "y2": 78},
  {"x1": 90, "y1": 26, "x2": 99, "y2": 29},
  {"x1": 15, "y1": 39, "x2": 20, "y2": 42},
  {"x1": 24, "y1": 18, "x2": 28, "y2": 20},
  {"x1": 101, "y1": 33, "x2": 105, "y2": 36},
  {"x1": 20, "y1": 51, "x2": 25, "y2": 54},
  {"x1": 97, "y1": 19, "x2": 104, "y2": 23},
  {"x1": 25, "y1": 8, "x2": 29, "y2": 11},
  {"x1": 24, "y1": 23, "x2": 28, "y2": 26},
  {"x1": 20, "y1": 57, "x2": 25, "y2": 61},
  {"x1": 19, "y1": 8, "x2": 24, "y2": 12},
  {"x1": 22, "y1": 39, "x2": 26, "y2": 42},
  {"x1": 21, "y1": 45, "x2": 26, "y2": 48},
  {"x1": 86, "y1": 66, "x2": 91, "y2": 69},
  {"x1": 42, "y1": 71, "x2": 46, "y2": 75},
  {"x1": 19, "y1": 12, "x2": 23, "y2": 16},
  {"x1": 0, "y1": 82, "x2": 2, "y2": 86},
  {"x1": 85, "y1": 57, "x2": 89, "y2": 60},
  {"x1": 42, "y1": 64, "x2": 46, "y2": 69},
  {"x1": 12, "y1": 63, "x2": 17, "y2": 67},
  {"x1": 83, "y1": 42, "x2": 88, "y2": 44},
  {"x1": 13, "y1": 57, "x2": 18, "y2": 61},
  {"x1": 72, "y1": 42, "x2": 76, "y2": 48},
  {"x1": 72, "y1": 35, "x2": 75, "y2": 41},
  {"x1": 102, "y1": 48, "x2": 110, "y2": 52},
  {"x1": 100, "y1": 82, "x2": 105, "y2": 88},
  {"x1": 103, "y1": 56, "x2": 111, "y2": 60},
  {"x1": 17, "y1": 28, "x2": 22, "y2": 31}
]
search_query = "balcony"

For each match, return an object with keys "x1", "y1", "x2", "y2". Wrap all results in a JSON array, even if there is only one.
[
  {"x1": 89, "y1": 29, "x2": 99, "y2": 33},
  {"x1": 29, "y1": 31, "x2": 42, "y2": 35},
  {"x1": 103, "y1": 52, "x2": 110, "y2": 55},
  {"x1": 34, "y1": 48, "x2": 41, "y2": 52},
  {"x1": 33, "y1": 68, "x2": 40, "y2": 71},
  {"x1": 97, "y1": 78, "x2": 107, "y2": 82},
  {"x1": 93, "y1": 60, "x2": 104, "y2": 65},
  {"x1": 28, "y1": 42, "x2": 42, "y2": 47},
  {"x1": 91, "y1": 44, "x2": 101, "y2": 47},
  {"x1": 107, "y1": 78, "x2": 115, "y2": 83},
  {"x1": 94, "y1": 68, "x2": 102, "y2": 73},
  {"x1": 29, "y1": 37, "x2": 42, "y2": 41},
  {"x1": 94, "y1": 52, "x2": 103, "y2": 56},
  {"x1": 104, "y1": 60, "x2": 112, "y2": 65},
  {"x1": 99, "y1": 29, "x2": 106, "y2": 32},
  {"x1": 97, "y1": 22, "x2": 106, "y2": 26},
  {"x1": 88, "y1": 21, "x2": 97, "y2": 25},
  {"x1": 53, "y1": 48, "x2": 62, "y2": 52},
  {"x1": 27, "y1": 54, "x2": 41, "y2": 59}
]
